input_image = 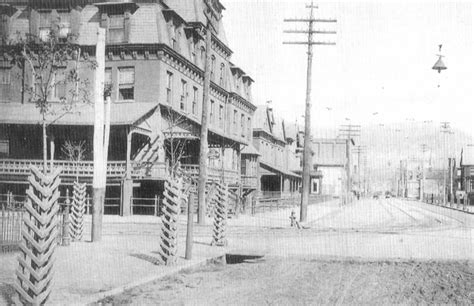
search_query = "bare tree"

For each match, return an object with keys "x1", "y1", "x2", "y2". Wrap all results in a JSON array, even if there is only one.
[
  {"x1": 7, "y1": 30, "x2": 94, "y2": 174},
  {"x1": 61, "y1": 140, "x2": 87, "y2": 181},
  {"x1": 163, "y1": 106, "x2": 192, "y2": 178}
]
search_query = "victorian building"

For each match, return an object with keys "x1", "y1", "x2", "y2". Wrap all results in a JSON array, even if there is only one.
[
  {"x1": 0, "y1": 0, "x2": 257, "y2": 215},
  {"x1": 250, "y1": 105, "x2": 305, "y2": 198}
]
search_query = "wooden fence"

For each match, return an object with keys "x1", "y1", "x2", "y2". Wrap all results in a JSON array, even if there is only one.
[
  {"x1": 422, "y1": 193, "x2": 472, "y2": 212},
  {"x1": 1, "y1": 205, "x2": 23, "y2": 253},
  {"x1": 251, "y1": 194, "x2": 332, "y2": 215}
]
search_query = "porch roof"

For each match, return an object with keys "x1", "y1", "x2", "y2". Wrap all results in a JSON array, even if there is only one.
[
  {"x1": 260, "y1": 160, "x2": 301, "y2": 178},
  {"x1": 0, "y1": 102, "x2": 158, "y2": 126}
]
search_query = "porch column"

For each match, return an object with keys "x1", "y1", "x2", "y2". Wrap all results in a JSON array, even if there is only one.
[{"x1": 122, "y1": 129, "x2": 133, "y2": 216}]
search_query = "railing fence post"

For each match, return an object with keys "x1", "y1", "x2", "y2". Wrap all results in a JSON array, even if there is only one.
[{"x1": 154, "y1": 195, "x2": 158, "y2": 217}]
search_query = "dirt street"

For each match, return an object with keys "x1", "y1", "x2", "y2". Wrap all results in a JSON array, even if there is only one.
[{"x1": 99, "y1": 256, "x2": 474, "y2": 305}]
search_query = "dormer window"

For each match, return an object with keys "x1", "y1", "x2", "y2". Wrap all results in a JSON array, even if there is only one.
[
  {"x1": 190, "y1": 41, "x2": 196, "y2": 63},
  {"x1": 38, "y1": 10, "x2": 70, "y2": 41},
  {"x1": 96, "y1": 2, "x2": 138, "y2": 44},
  {"x1": 108, "y1": 14, "x2": 125, "y2": 43},
  {"x1": 169, "y1": 23, "x2": 177, "y2": 50}
]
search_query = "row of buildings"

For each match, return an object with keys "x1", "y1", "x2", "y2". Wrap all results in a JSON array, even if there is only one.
[
  {"x1": 0, "y1": 0, "x2": 351, "y2": 214},
  {"x1": 397, "y1": 146, "x2": 474, "y2": 203}
]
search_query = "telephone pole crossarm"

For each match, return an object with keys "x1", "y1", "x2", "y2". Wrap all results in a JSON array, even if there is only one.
[
  {"x1": 283, "y1": 30, "x2": 337, "y2": 34},
  {"x1": 283, "y1": 42, "x2": 336, "y2": 45},
  {"x1": 284, "y1": 18, "x2": 337, "y2": 22}
]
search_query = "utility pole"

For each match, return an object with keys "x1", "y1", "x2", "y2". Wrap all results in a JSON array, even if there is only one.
[
  {"x1": 441, "y1": 121, "x2": 451, "y2": 206},
  {"x1": 339, "y1": 124, "x2": 361, "y2": 204},
  {"x1": 197, "y1": 3, "x2": 221, "y2": 225},
  {"x1": 283, "y1": 2, "x2": 336, "y2": 222},
  {"x1": 420, "y1": 144, "x2": 428, "y2": 202},
  {"x1": 353, "y1": 145, "x2": 366, "y2": 197},
  {"x1": 91, "y1": 27, "x2": 109, "y2": 242}
]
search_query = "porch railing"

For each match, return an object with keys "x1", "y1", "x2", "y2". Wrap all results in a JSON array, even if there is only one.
[
  {"x1": 181, "y1": 164, "x2": 240, "y2": 185},
  {"x1": 0, "y1": 159, "x2": 127, "y2": 177}
]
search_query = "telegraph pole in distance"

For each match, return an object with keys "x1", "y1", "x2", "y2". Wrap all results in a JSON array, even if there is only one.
[
  {"x1": 353, "y1": 145, "x2": 366, "y2": 197},
  {"x1": 440, "y1": 121, "x2": 451, "y2": 206},
  {"x1": 339, "y1": 124, "x2": 361, "y2": 204},
  {"x1": 283, "y1": 2, "x2": 336, "y2": 222},
  {"x1": 420, "y1": 144, "x2": 429, "y2": 202},
  {"x1": 197, "y1": 3, "x2": 221, "y2": 225}
]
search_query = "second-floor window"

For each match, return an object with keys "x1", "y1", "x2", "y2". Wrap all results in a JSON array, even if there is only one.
[
  {"x1": 241, "y1": 114, "x2": 245, "y2": 137},
  {"x1": 53, "y1": 72, "x2": 67, "y2": 100},
  {"x1": 118, "y1": 67, "x2": 134, "y2": 101},
  {"x1": 33, "y1": 70, "x2": 66, "y2": 101},
  {"x1": 104, "y1": 68, "x2": 112, "y2": 95},
  {"x1": 108, "y1": 15, "x2": 125, "y2": 43},
  {"x1": 166, "y1": 71, "x2": 173, "y2": 104},
  {"x1": 192, "y1": 86, "x2": 198, "y2": 115},
  {"x1": 180, "y1": 79, "x2": 187, "y2": 111},
  {"x1": 210, "y1": 100, "x2": 215, "y2": 124}
]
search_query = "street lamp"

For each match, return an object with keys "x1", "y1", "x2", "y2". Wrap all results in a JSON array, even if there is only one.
[{"x1": 433, "y1": 44, "x2": 448, "y2": 205}]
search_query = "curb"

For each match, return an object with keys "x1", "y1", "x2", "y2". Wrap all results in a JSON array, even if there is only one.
[
  {"x1": 418, "y1": 201, "x2": 474, "y2": 215},
  {"x1": 78, "y1": 253, "x2": 227, "y2": 306}
]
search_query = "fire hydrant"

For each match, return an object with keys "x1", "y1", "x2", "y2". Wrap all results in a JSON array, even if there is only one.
[{"x1": 289, "y1": 210, "x2": 300, "y2": 229}]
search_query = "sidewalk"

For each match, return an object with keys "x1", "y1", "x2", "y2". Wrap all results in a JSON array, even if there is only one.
[
  {"x1": 0, "y1": 223, "x2": 225, "y2": 305},
  {"x1": 0, "y1": 198, "x2": 337, "y2": 305}
]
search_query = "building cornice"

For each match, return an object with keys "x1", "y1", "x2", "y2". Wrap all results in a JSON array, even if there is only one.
[{"x1": 229, "y1": 92, "x2": 256, "y2": 113}]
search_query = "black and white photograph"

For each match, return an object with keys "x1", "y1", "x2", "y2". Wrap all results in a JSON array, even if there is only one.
[{"x1": 0, "y1": 0, "x2": 473, "y2": 304}]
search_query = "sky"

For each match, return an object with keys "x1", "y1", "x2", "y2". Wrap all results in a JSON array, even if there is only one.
[{"x1": 221, "y1": 0, "x2": 474, "y2": 136}]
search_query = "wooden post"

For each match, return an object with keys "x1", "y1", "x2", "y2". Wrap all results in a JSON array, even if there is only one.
[
  {"x1": 154, "y1": 195, "x2": 158, "y2": 217},
  {"x1": 197, "y1": 21, "x2": 213, "y2": 225},
  {"x1": 62, "y1": 189, "x2": 71, "y2": 247},
  {"x1": 158, "y1": 176, "x2": 183, "y2": 265},
  {"x1": 92, "y1": 27, "x2": 107, "y2": 242},
  {"x1": 15, "y1": 166, "x2": 61, "y2": 304},
  {"x1": 185, "y1": 192, "x2": 194, "y2": 260}
]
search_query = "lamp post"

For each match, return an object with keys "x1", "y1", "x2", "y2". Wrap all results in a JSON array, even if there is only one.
[{"x1": 432, "y1": 44, "x2": 448, "y2": 205}]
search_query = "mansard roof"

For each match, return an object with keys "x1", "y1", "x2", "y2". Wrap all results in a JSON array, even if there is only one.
[
  {"x1": 253, "y1": 105, "x2": 286, "y2": 144},
  {"x1": 163, "y1": 0, "x2": 228, "y2": 46}
]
